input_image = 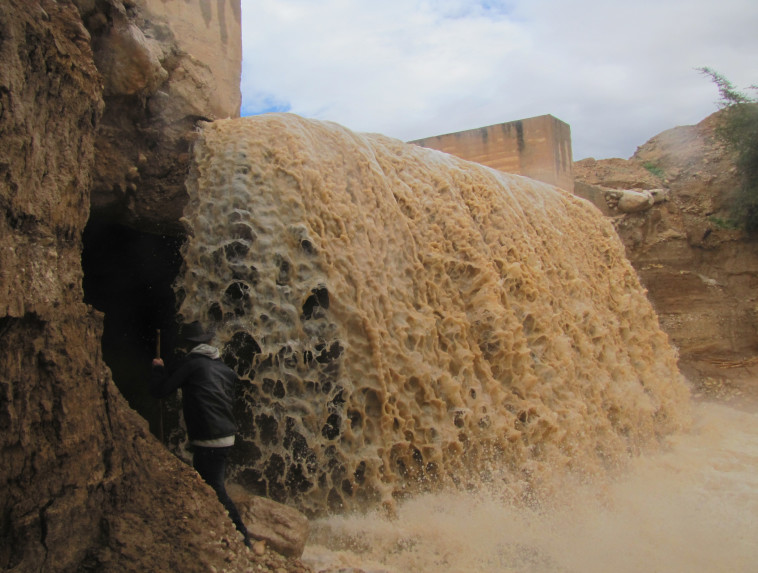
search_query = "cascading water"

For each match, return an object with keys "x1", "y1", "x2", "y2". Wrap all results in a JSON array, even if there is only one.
[{"x1": 175, "y1": 113, "x2": 691, "y2": 519}]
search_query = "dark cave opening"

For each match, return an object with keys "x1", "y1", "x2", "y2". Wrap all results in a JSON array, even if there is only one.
[{"x1": 82, "y1": 217, "x2": 184, "y2": 439}]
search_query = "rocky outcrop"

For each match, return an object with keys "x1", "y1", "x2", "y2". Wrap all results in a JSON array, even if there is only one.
[
  {"x1": 0, "y1": 1, "x2": 308, "y2": 571},
  {"x1": 575, "y1": 112, "x2": 758, "y2": 402},
  {"x1": 0, "y1": 2, "x2": 106, "y2": 566},
  {"x1": 78, "y1": 0, "x2": 242, "y2": 231}
]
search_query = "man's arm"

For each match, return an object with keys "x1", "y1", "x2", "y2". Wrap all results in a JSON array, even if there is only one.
[{"x1": 150, "y1": 357, "x2": 191, "y2": 398}]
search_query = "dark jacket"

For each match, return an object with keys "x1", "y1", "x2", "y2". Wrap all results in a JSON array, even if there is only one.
[{"x1": 150, "y1": 352, "x2": 238, "y2": 442}]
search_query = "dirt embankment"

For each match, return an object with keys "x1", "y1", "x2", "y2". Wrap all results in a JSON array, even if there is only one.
[{"x1": 574, "y1": 112, "x2": 758, "y2": 405}]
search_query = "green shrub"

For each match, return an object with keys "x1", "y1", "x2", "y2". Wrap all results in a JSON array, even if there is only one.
[
  {"x1": 699, "y1": 67, "x2": 758, "y2": 234},
  {"x1": 707, "y1": 215, "x2": 738, "y2": 230},
  {"x1": 643, "y1": 162, "x2": 665, "y2": 179}
]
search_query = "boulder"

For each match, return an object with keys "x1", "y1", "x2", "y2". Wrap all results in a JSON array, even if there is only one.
[
  {"x1": 615, "y1": 189, "x2": 654, "y2": 213},
  {"x1": 231, "y1": 486, "x2": 311, "y2": 558},
  {"x1": 93, "y1": 17, "x2": 167, "y2": 96}
]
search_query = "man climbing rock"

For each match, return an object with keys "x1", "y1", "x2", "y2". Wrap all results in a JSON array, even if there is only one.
[{"x1": 150, "y1": 321, "x2": 252, "y2": 548}]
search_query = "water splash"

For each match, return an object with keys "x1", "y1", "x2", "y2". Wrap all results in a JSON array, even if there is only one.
[
  {"x1": 302, "y1": 401, "x2": 758, "y2": 572},
  {"x1": 177, "y1": 113, "x2": 690, "y2": 515}
]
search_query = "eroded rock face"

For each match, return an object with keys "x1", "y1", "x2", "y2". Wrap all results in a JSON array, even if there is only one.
[
  {"x1": 1, "y1": 1, "x2": 112, "y2": 568},
  {"x1": 77, "y1": 0, "x2": 242, "y2": 232},
  {"x1": 575, "y1": 112, "x2": 758, "y2": 401},
  {"x1": 0, "y1": 2, "x2": 288, "y2": 571}
]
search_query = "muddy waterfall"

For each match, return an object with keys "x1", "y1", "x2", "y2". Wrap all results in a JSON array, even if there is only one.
[{"x1": 176, "y1": 114, "x2": 690, "y2": 515}]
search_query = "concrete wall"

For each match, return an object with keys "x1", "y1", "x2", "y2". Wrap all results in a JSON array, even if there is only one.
[{"x1": 410, "y1": 115, "x2": 574, "y2": 191}]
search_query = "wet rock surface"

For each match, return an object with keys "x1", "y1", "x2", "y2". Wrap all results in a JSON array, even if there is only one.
[{"x1": 231, "y1": 485, "x2": 312, "y2": 558}]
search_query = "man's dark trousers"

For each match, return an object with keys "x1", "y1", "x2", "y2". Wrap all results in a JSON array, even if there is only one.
[{"x1": 192, "y1": 445, "x2": 250, "y2": 545}]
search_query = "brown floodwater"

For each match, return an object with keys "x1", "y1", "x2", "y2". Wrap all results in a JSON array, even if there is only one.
[
  {"x1": 302, "y1": 400, "x2": 758, "y2": 572},
  {"x1": 178, "y1": 113, "x2": 691, "y2": 520}
]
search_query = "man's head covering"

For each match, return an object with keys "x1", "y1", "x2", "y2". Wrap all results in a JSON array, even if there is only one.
[{"x1": 179, "y1": 321, "x2": 214, "y2": 344}]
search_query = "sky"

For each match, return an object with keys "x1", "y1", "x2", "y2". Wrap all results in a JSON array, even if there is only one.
[{"x1": 239, "y1": 0, "x2": 758, "y2": 160}]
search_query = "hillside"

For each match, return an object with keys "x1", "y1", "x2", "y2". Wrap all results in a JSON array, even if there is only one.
[{"x1": 575, "y1": 111, "x2": 758, "y2": 404}]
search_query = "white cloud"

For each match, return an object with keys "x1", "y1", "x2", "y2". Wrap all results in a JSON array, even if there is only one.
[{"x1": 240, "y1": 0, "x2": 758, "y2": 159}]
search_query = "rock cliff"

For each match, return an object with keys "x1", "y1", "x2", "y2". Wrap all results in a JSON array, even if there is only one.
[
  {"x1": 574, "y1": 112, "x2": 758, "y2": 403},
  {"x1": 81, "y1": 0, "x2": 242, "y2": 231},
  {"x1": 0, "y1": 1, "x2": 305, "y2": 571}
]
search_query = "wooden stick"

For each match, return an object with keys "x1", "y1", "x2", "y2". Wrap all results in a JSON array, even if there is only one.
[{"x1": 156, "y1": 328, "x2": 164, "y2": 443}]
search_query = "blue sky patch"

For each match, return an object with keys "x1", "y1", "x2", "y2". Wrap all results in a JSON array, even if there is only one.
[{"x1": 241, "y1": 98, "x2": 292, "y2": 117}]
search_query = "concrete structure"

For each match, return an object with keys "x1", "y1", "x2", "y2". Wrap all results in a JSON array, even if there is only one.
[{"x1": 410, "y1": 114, "x2": 574, "y2": 191}]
